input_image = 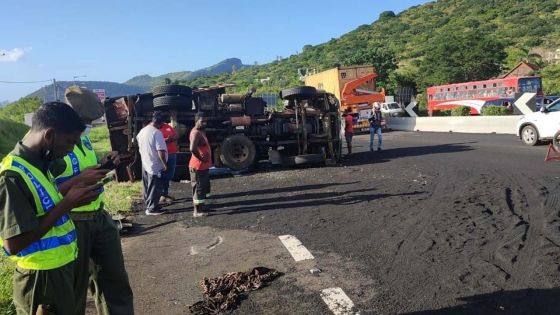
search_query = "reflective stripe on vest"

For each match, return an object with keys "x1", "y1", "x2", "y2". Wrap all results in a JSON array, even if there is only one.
[
  {"x1": 0, "y1": 155, "x2": 77, "y2": 270},
  {"x1": 56, "y1": 136, "x2": 104, "y2": 212}
]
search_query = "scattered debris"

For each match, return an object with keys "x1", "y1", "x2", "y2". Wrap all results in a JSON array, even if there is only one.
[
  {"x1": 189, "y1": 267, "x2": 281, "y2": 314},
  {"x1": 310, "y1": 267, "x2": 322, "y2": 275}
]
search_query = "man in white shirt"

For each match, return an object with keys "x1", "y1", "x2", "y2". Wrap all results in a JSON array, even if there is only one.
[{"x1": 136, "y1": 111, "x2": 168, "y2": 215}]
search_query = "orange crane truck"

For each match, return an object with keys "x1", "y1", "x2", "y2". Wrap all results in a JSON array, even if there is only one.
[{"x1": 305, "y1": 65, "x2": 385, "y2": 132}]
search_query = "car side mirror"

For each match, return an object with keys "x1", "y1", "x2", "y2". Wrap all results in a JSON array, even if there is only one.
[{"x1": 540, "y1": 106, "x2": 548, "y2": 113}]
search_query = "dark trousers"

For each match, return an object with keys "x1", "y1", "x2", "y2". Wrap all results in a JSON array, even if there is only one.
[
  {"x1": 189, "y1": 168, "x2": 210, "y2": 205},
  {"x1": 142, "y1": 169, "x2": 163, "y2": 211},
  {"x1": 12, "y1": 262, "x2": 75, "y2": 315},
  {"x1": 161, "y1": 153, "x2": 177, "y2": 196},
  {"x1": 72, "y1": 211, "x2": 134, "y2": 315}
]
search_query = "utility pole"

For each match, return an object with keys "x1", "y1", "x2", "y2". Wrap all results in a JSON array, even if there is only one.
[{"x1": 52, "y1": 78, "x2": 58, "y2": 101}]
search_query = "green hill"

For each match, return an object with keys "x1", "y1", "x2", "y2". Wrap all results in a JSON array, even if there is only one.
[
  {"x1": 0, "y1": 96, "x2": 42, "y2": 124},
  {"x1": 27, "y1": 82, "x2": 145, "y2": 103},
  {"x1": 0, "y1": 118, "x2": 29, "y2": 158},
  {"x1": 182, "y1": 0, "x2": 560, "y2": 101}
]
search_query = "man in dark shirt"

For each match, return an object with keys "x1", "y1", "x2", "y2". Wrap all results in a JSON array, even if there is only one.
[
  {"x1": 369, "y1": 102, "x2": 383, "y2": 152},
  {"x1": 0, "y1": 102, "x2": 101, "y2": 315},
  {"x1": 343, "y1": 108, "x2": 354, "y2": 155}
]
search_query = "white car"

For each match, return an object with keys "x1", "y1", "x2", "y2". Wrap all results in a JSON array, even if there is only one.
[
  {"x1": 380, "y1": 102, "x2": 404, "y2": 117},
  {"x1": 517, "y1": 99, "x2": 560, "y2": 145}
]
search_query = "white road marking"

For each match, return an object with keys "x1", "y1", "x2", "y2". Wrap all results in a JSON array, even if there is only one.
[
  {"x1": 320, "y1": 287, "x2": 356, "y2": 315},
  {"x1": 278, "y1": 235, "x2": 315, "y2": 261}
]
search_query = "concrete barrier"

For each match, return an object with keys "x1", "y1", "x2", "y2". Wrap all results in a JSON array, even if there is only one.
[{"x1": 386, "y1": 116, "x2": 522, "y2": 135}]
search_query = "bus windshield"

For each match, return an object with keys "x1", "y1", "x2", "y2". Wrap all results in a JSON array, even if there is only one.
[{"x1": 518, "y1": 78, "x2": 542, "y2": 94}]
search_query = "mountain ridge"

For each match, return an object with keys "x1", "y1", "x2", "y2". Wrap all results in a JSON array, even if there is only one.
[{"x1": 25, "y1": 58, "x2": 250, "y2": 100}]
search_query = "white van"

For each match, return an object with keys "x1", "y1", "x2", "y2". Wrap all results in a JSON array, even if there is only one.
[{"x1": 381, "y1": 102, "x2": 404, "y2": 117}]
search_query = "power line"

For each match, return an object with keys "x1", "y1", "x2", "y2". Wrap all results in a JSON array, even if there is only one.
[{"x1": 0, "y1": 79, "x2": 53, "y2": 84}]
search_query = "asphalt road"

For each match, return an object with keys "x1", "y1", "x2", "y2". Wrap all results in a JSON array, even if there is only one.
[{"x1": 121, "y1": 131, "x2": 560, "y2": 315}]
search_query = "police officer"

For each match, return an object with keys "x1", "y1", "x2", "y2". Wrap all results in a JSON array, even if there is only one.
[
  {"x1": 50, "y1": 114, "x2": 133, "y2": 314},
  {"x1": 0, "y1": 102, "x2": 101, "y2": 315}
]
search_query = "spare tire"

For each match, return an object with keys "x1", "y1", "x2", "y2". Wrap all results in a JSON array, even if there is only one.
[
  {"x1": 153, "y1": 95, "x2": 191, "y2": 109},
  {"x1": 294, "y1": 154, "x2": 324, "y2": 165},
  {"x1": 220, "y1": 135, "x2": 256, "y2": 170},
  {"x1": 280, "y1": 86, "x2": 317, "y2": 100},
  {"x1": 152, "y1": 85, "x2": 192, "y2": 97},
  {"x1": 554, "y1": 130, "x2": 560, "y2": 152}
]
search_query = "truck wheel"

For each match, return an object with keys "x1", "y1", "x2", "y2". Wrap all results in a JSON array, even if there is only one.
[
  {"x1": 280, "y1": 86, "x2": 317, "y2": 100},
  {"x1": 153, "y1": 95, "x2": 191, "y2": 109},
  {"x1": 521, "y1": 125, "x2": 539, "y2": 146},
  {"x1": 294, "y1": 154, "x2": 324, "y2": 165},
  {"x1": 220, "y1": 135, "x2": 256, "y2": 170},
  {"x1": 554, "y1": 130, "x2": 560, "y2": 152},
  {"x1": 152, "y1": 85, "x2": 192, "y2": 97},
  {"x1": 133, "y1": 93, "x2": 155, "y2": 115}
]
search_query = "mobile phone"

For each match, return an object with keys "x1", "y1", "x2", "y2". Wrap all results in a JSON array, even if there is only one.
[
  {"x1": 99, "y1": 175, "x2": 115, "y2": 185},
  {"x1": 99, "y1": 156, "x2": 116, "y2": 170}
]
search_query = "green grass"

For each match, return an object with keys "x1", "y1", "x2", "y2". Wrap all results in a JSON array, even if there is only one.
[
  {"x1": 90, "y1": 125, "x2": 143, "y2": 215},
  {"x1": 103, "y1": 181, "x2": 143, "y2": 215},
  {"x1": 0, "y1": 124, "x2": 141, "y2": 313},
  {"x1": 0, "y1": 258, "x2": 15, "y2": 315},
  {"x1": 89, "y1": 125, "x2": 111, "y2": 160}
]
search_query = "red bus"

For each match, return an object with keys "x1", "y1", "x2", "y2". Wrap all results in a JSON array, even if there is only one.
[{"x1": 427, "y1": 76, "x2": 543, "y2": 115}]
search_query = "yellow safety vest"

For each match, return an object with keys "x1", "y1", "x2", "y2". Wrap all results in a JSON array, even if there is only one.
[
  {"x1": 0, "y1": 155, "x2": 77, "y2": 270},
  {"x1": 55, "y1": 136, "x2": 104, "y2": 212}
]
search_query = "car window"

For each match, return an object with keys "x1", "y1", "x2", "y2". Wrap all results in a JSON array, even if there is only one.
[{"x1": 547, "y1": 101, "x2": 560, "y2": 112}]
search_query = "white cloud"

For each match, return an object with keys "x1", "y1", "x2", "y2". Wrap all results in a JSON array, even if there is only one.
[{"x1": 0, "y1": 47, "x2": 32, "y2": 62}]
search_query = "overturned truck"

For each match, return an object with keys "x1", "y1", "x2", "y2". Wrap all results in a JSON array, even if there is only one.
[{"x1": 104, "y1": 84, "x2": 342, "y2": 181}]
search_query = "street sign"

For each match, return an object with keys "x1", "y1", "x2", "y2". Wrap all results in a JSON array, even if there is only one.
[
  {"x1": 92, "y1": 89, "x2": 106, "y2": 101},
  {"x1": 405, "y1": 95, "x2": 418, "y2": 117}
]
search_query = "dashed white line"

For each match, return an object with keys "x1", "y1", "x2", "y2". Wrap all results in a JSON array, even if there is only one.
[
  {"x1": 320, "y1": 287, "x2": 356, "y2": 315},
  {"x1": 278, "y1": 235, "x2": 315, "y2": 261}
]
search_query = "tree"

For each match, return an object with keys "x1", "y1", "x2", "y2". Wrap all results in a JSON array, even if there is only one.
[
  {"x1": 418, "y1": 31, "x2": 506, "y2": 89},
  {"x1": 539, "y1": 63, "x2": 560, "y2": 95},
  {"x1": 342, "y1": 47, "x2": 398, "y2": 87},
  {"x1": 164, "y1": 78, "x2": 172, "y2": 85},
  {"x1": 379, "y1": 11, "x2": 396, "y2": 20},
  {"x1": 504, "y1": 47, "x2": 544, "y2": 70}
]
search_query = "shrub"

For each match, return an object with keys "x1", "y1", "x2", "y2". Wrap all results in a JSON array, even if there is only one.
[
  {"x1": 451, "y1": 106, "x2": 472, "y2": 116},
  {"x1": 432, "y1": 109, "x2": 452, "y2": 116},
  {"x1": 483, "y1": 106, "x2": 509, "y2": 116}
]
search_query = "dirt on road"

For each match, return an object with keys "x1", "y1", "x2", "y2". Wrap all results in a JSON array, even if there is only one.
[{"x1": 112, "y1": 132, "x2": 560, "y2": 315}]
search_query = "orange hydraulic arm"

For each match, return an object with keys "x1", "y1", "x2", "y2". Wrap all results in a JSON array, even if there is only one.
[{"x1": 341, "y1": 73, "x2": 385, "y2": 105}]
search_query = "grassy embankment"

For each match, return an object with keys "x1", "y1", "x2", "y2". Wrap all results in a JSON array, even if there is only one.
[{"x1": 0, "y1": 111, "x2": 140, "y2": 314}]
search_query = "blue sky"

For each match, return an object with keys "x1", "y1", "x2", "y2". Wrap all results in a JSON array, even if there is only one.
[{"x1": 0, "y1": 0, "x2": 431, "y2": 102}]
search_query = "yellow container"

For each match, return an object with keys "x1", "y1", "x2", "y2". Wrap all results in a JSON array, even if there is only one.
[{"x1": 304, "y1": 65, "x2": 376, "y2": 101}]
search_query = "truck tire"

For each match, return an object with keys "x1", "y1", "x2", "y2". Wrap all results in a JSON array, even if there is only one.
[
  {"x1": 220, "y1": 135, "x2": 256, "y2": 170},
  {"x1": 554, "y1": 130, "x2": 560, "y2": 152},
  {"x1": 153, "y1": 95, "x2": 191, "y2": 109},
  {"x1": 152, "y1": 85, "x2": 192, "y2": 97},
  {"x1": 521, "y1": 125, "x2": 539, "y2": 146},
  {"x1": 280, "y1": 86, "x2": 317, "y2": 100},
  {"x1": 294, "y1": 154, "x2": 324, "y2": 165}
]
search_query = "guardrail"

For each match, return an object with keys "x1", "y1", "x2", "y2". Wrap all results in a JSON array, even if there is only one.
[{"x1": 386, "y1": 116, "x2": 521, "y2": 135}]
